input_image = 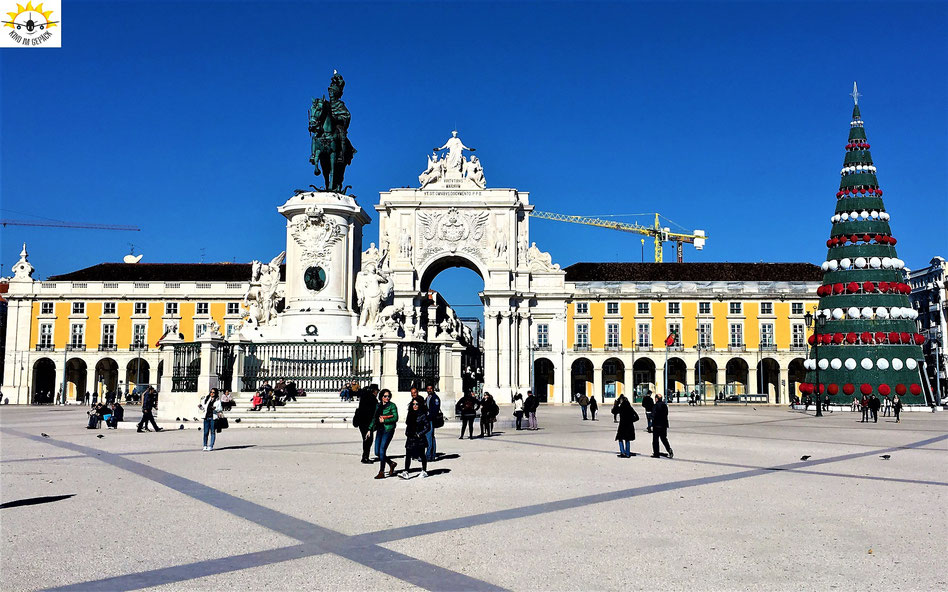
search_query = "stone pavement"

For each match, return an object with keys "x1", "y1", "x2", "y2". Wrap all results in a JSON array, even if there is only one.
[{"x1": 1, "y1": 404, "x2": 945, "y2": 591}]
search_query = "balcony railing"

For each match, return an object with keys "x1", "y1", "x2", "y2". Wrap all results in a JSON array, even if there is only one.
[
  {"x1": 66, "y1": 343, "x2": 86, "y2": 351},
  {"x1": 695, "y1": 344, "x2": 715, "y2": 352},
  {"x1": 636, "y1": 344, "x2": 653, "y2": 352},
  {"x1": 534, "y1": 344, "x2": 552, "y2": 352},
  {"x1": 573, "y1": 344, "x2": 591, "y2": 352},
  {"x1": 605, "y1": 344, "x2": 623, "y2": 352},
  {"x1": 35, "y1": 344, "x2": 55, "y2": 352},
  {"x1": 759, "y1": 344, "x2": 777, "y2": 352},
  {"x1": 666, "y1": 345, "x2": 684, "y2": 352},
  {"x1": 130, "y1": 343, "x2": 149, "y2": 351},
  {"x1": 790, "y1": 344, "x2": 808, "y2": 352},
  {"x1": 728, "y1": 344, "x2": 746, "y2": 352},
  {"x1": 99, "y1": 343, "x2": 117, "y2": 352}
]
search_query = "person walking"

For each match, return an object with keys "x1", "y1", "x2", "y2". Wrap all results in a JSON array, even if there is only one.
[
  {"x1": 614, "y1": 394, "x2": 638, "y2": 458},
  {"x1": 479, "y1": 392, "x2": 499, "y2": 437},
  {"x1": 137, "y1": 387, "x2": 162, "y2": 433},
  {"x1": 650, "y1": 392, "x2": 674, "y2": 459},
  {"x1": 456, "y1": 391, "x2": 479, "y2": 439},
  {"x1": 512, "y1": 393, "x2": 524, "y2": 430},
  {"x1": 893, "y1": 395, "x2": 903, "y2": 423},
  {"x1": 200, "y1": 389, "x2": 223, "y2": 451},
  {"x1": 367, "y1": 389, "x2": 398, "y2": 479},
  {"x1": 354, "y1": 384, "x2": 379, "y2": 464},
  {"x1": 524, "y1": 390, "x2": 539, "y2": 430},
  {"x1": 589, "y1": 395, "x2": 599, "y2": 421},
  {"x1": 860, "y1": 394, "x2": 870, "y2": 423},
  {"x1": 400, "y1": 398, "x2": 431, "y2": 479},
  {"x1": 883, "y1": 395, "x2": 892, "y2": 417},
  {"x1": 869, "y1": 394, "x2": 880, "y2": 423},
  {"x1": 577, "y1": 392, "x2": 589, "y2": 420},
  {"x1": 424, "y1": 384, "x2": 442, "y2": 462},
  {"x1": 642, "y1": 391, "x2": 655, "y2": 433}
]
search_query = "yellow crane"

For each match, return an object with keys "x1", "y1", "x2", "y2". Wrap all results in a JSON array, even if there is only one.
[{"x1": 529, "y1": 211, "x2": 706, "y2": 263}]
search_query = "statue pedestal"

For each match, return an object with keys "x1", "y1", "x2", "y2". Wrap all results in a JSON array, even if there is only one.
[{"x1": 244, "y1": 191, "x2": 370, "y2": 342}]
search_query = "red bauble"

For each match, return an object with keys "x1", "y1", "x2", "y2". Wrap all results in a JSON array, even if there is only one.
[
  {"x1": 836, "y1": 191, "x2": 843, "y2": 198},
  {"x1": 800, "y1": 383, "x2": 812, "y2": 394},
  {"x1": 914, "y1": 334, "x2": 926, "y2": 345},
  {"x1": 863, "y1": 281, "x2": 875, "y2": 292},
  {"x1": 846, "y1": 332, "x2": 858, "y2": 344},
  {"x1": 862, "y1": 234, "x2": 872, "y2": 242},
  {"x1": 834, "y1": 283, "x2": 845, "y2": 294},
  {"x1": 826, "y1": 239, "x2": 834, "y2": 248},
  {"x1": 860, "y1": 331, "x2": 872, "y2": 343},
  {"x1": 850, "y1": 235, "x2": 861, "y2": 244},
  {"x1": 895, "y1": 384, "x2": 906, "y2": 396},
  {"x1": 878, "y1": 384, "x2": 891, "y2": 396},
  {"x1": 847, "y1": 281, "x2": 859, "y2": 293},
  {"x1": 822, "y1": 334, "x2": 833, "y2": 345},
  {"x1": 833, "y1": 333, "x2": 844, "y2": 344},
  {"x1": 910, "y1": 384, "x2": 922, "y2": 396},
  {"x1": 828, "y1": 384, "x2": 839, "y2": 395},
  {"x1": 860, "y1": 383, "x2": 873, "y2": 395},
  {"x1": 865, "y1": 143, "x2": 870, "y2": 149},
  {"x1": 890, "y1": 237, "x2": 897, "y2": 245},
  {"x1": 808, "y1": 334, "x2": 817, "y2": 345},
  {"x1": 888, "y1": 332, "x2": 901, "y2": 344},
  {"x1": 843, "y1": 383, "x2": 855, "y2": 395},
  {"x1": 900, "y1": 332, "x2": 911, "y2": 343},
  {"x1": 817, "y1": 384, "x2": 825, "y2": 394},
  {"x1": 874, "y1": 233, "x2": 884, "y2": 242},
  {"x1": 878, "y1": 190, "x2": 883, "y2": 196},
  {"x1": 875, "y1": 331, "x2": 886, "y2": 343},
  {"x1": 878, "y1": 282, "x2": 890, "y2": 292}
]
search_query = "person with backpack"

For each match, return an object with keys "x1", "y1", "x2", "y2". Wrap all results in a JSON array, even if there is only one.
[
  {"x1": 614, "y1": 394, "x2": 638, "y2": 457},
  {"x1": 456, "y1": 391, "x2": 480, "y2": 439},
  {"x1": 641, "y1": 391, "x2": 655, "y2": 433},
  {"x1": 353, "y1": 384, "x2": 379, "y2": 464},
  {"x1": 424, "y1": 384, "x2": 442, "y2": 461}
]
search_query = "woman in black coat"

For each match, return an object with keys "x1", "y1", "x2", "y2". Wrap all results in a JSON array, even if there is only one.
[
  {"x1": 479, "y1": 393, "x2": 499, "y2": 437},
  {"x1": 615, "y1": 394, "x2": 638, "y2": 457},
  {"x1": 455, "y1": 391, "x2": 479, "y2": 439},
  {"x1": 401, "y1": 399, "x2": 431, "y2": 479}
]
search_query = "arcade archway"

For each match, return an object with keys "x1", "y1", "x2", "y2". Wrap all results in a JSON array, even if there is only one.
[
  {"x1": 570, "y1": 358, "x2": 593, "y2": 400},
  {"x1": 32, "y1": 358, "x2": 56, "y2": 404},
  {"x1": 66, "y1": 358, "x2": 87, "y2": 402},
  {"x1": 757, "y1": 358, "x2": 780, "y2": 401},
  {"x1": 94, "y1": 358, "x2": 119, "y2": 397},
  {"x1": 788, "y1": 358, "x2": 806, "y2": 400},
  {"x1": 534, "y1": 357, "x2": 555, "y2": 403},
  {"x1": 127, "y1": 358, "x2": 151, "y2": 390},
  {"x1": 695, "y1": 357, "x2": 718, "y2": 401},
  {"x1": 602, "y1": 357, "x2": 625, "y2": 401},
  {"x1": 665, "y1": 357, "x2": 687, "y2": 401},
  {"x1": 632, "y1": 358, "x2": 656, "y2": 399},
  {"x1": 725, "y1": 358, "x2": 749, "y2": 396}
]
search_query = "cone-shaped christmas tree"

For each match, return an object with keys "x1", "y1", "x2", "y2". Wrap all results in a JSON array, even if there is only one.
[{"x1": 802, "y1": 83, "x2": 927, "y2": 405}]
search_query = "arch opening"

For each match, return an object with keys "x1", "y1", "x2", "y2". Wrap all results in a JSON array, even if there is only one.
[{"x1": 32, "y1": 358, "x2": 56, "y2": 404}]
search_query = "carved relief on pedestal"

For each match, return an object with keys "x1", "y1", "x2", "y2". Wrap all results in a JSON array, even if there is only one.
[
  {"x1": 290, "y1": 205, "x2": 345, "y2": 272},
  {"x1": 417, "y1": 207, "x2": 490, "y2": 263},
  {"x1": 355, "y1": 244, "x2": 394, "y2": 336}
]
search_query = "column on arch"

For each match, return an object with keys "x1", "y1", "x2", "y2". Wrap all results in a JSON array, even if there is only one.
[
  {"x1": 498, "y1": 311, "x2": 512, "y2": 393},
  {"x1": 484, "y1": 311, "x2": 499, "y2": 393},
  {"x1": 518, "y1": 311, "x2": 531, "y2": 392},
  {"x1": 510, "y1": 311, "x2": 519, "y2": 389}
]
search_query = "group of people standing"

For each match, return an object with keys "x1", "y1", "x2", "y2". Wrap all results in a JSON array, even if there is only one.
[
  {"x1": 855, "y1": 394, "x2": 903, "y2": 423},
  {"x1": 352, "y1": 383, "x2": 443, "y2": 480},
  {"x1": 575, "y1": 393, "x2": 599, "y2": 421},
  {"x1": 610, "y1": 391, "x2": 674, "y2": 459},
  {"x1": 512, "y1": 391, "x2": 540, "y2": 430}
]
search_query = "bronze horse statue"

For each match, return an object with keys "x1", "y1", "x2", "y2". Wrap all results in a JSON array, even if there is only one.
[{"x1": 309, "y1": 73, "x2": 356, "y2": 193}]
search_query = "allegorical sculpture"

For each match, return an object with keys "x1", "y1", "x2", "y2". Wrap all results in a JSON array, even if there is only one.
[
  {"x1": 243, "y1": 252, "x2": 286, "y2": 327},
  {"x1": 310, "y1": 71, "x2": 356, "y2": 193},
  {"x1": 419, "y1": 131, "x2": 486, "y2": 189}
]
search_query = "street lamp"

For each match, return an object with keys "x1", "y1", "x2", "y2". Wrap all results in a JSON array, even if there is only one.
[{"x1": 804, "y1": 311, "x2": 826, "y2": 417}]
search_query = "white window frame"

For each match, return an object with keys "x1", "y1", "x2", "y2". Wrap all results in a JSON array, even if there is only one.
[
  {"x1": 606, "y1": 323, "x2": 620, "y2": 347},
  {"x1": 791, "y1": 324, "x2": 806, "y2": 347},
  {"x1": 667, "y1": 302, "x2": 681, "y2": 315},
  {"x1": 576, "y1": 302, "x2": 589, "y2": 315},
  {"x1": 132, "y1": 323, "x2": 147, "y2": 347},
  {"x1": 226, "y1": 302, "x2": 240, "y2": 315},
  {"x1": 196, "y1": 302, "x2": 209, "y2": 316},
  {"x1": 729, "y1": 302, "x2": 742, "y2": 315},
  {"x1": 72, "y1": 302, "x2": 85, "y2": 315},
  {"x1": 698, "y1": 322, "x2": 713, "y2": 347},
  {"x1": 668, "y1": 322, "x2": 681, "y2": 346},
  {"x1": 760, "y1": 323, "x2": 775, "y2": 346},
  {"x1": 101, "y1": 323, "x2": 116, "y2": 346},
  {"x1": 637, "y1": 322, "x2": 651, "y2": 347},
  {"x1": 760, "y1": 302, "x2": 773, "y2": 315},
  {"x1": 575, "y1": 323, "x2": 589, "y2": 347},
  {"x1": 134, "y1": 302, "x2": 148, "y2": 315},
  {"x1": 195, "y1": 321, "x2": 209, "y2": 339},
  {"x1": 637, "y1": 302, "x2": 649, "y2": 315},
  {"x1": 39, "y1": 323, "x2": 54, "y2": 347},
  {"x1": 40, "y1": 302, "x2": 54, "y2": 315},
  {"x1": 225, "y1": 323, "x2": 239, "y2": 338},
  {"x1": 165, "y1": 302, "x2": 179, "y2": 315},
  {"x1": 606, "y1": 302, "x2": 619, "y2": 315},
  {"x1": 536, "y1": 323, "x2": 549, "y2": 347},
  {"x1": 791, "y1": 302, "x2": 804, "y2": 315},
  {"x1": 102, "y1": 302, "x2": 117, "y2": 315},
  {"x1": 70, "y1": 323, "x2": 84, "y2": 346},
  {"x1": 729, "y1": 323, "x2": 743, "y2": 346},
  {"x1": 699, "y1": 301, "x2": 711, "y2": 315}
]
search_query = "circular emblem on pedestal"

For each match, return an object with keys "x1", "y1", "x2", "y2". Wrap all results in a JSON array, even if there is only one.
[{"x1": 304, "y1": 265, "x2": 327, "y2": 292}]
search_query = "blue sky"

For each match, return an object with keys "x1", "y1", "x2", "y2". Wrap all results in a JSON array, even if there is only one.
[{"x1": 2, "y1": 1, "x2": 946, "y2": 314}]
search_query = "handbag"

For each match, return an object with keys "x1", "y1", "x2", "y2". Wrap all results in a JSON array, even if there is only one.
[
  {"x1": 432, "y1": 411, "x2": 445, "y2": 429},
  {"x1": 631, "y1": 408, "x2": 640, "y2": 422},
  {"x1": 217, "y1": 416, "x2": 229, "y2": 430}
]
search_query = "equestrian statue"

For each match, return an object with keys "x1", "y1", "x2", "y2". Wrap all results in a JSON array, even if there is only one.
[{"x1": 309, "y1": 71, "x2": 356, "y2": 193}]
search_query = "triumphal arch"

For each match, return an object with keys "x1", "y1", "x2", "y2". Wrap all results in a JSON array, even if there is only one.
[{"x1": 372, "y1": 132, "x2": 567, "y2": 400}]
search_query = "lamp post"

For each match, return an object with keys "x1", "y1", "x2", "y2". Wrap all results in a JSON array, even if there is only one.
[
  {"x1": 696, "y1": 318, "x2": 702, "y2": 404},
  {"x1": 804, "y1": 311, "x2": 825, "y2": 417}
]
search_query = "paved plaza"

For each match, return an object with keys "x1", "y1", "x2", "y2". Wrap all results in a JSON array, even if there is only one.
[{"x1": 1, "y1": 404, "x2": 946, "y2": 591}]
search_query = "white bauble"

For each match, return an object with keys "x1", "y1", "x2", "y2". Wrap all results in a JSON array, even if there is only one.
[
  {"x1": 840, "y1": 212, "x2": 850, "y2": 221},
  {"x1": 856, "y1": 165, "x2": 864, "y2": 172},
  {"x1": 831, "y1": 215, "x2": 839, "y2": 223},
  {"x1": 870, "y1": 210, "x2": 879, "y2": 219},
  {"x1": 909, "y1": 309, "x2": 919, "y2": 320},
  {"x1": 861, "y1": 358, "x2": 873, "y2": 370},
  {"x1": 892, "y1": 358, "x2": 904, "y2": 371},
  {"x1": 861, "y1": 306, "x2": 874, "y2": 318},
  {"x1": 877, "y1": 359, "x2": 890, "y2": 370},
  {"x1": 832, "y1": 308, "x2": 845, "y2": 320},
  {"x1": 829, "y1": 260, "x2": 839, "y2": 271},
  {"x1": 841, "y1": 258, "x2": 852, "y2": 268},
  {"x1": 876, "y1": 307, "x2": 889, "y2": 319},
  {"x1": 850, "y1": 211, "x2": 859, "y2": 219},
  {"x1": 855, "y1": 257, "x2": 867, "y2": 268},
  {"x1": 845, "y1": 358, "x2": 857, "y2": 370},
  {"x1": 821, "y1": 261, "x2": 830, "y2": 271},
  {"x1": 906, "y1": 358, "x2": 918, "y2": 370},
  {"x1": 869, "y1": 257, "x2": 881, "y2": 268},
  {"x1": 881, "y1": 257, "x2": 893, "y2": 268},
  {"x1": 895, "y1": 259, "x2": 904, "y2": 269},
  {"x1": 881, "y1": 212, "x2": 890, "y2": 220},
  {"x1": 890, "y1": 308, "x2": 902, "y2": 319},
  {"x1": 818, "y1": 359, "x2": 830, "y2": 370},
  {"x1": 860, "y1": 210, "x2": 869, "y2": 219},
  {"x1": 847, "y1": 307, "x2": 860, "y2": 318},
  {"x1": 831, "y1": 358, "x2": 842, "y2": 370}
]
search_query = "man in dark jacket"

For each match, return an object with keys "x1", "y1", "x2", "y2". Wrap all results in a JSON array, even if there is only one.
[
  {"x1": 642, "y1": 392, "x2": 655, "y2": 433},
  {"x1": 136, "y1": 387, "x2": 162, "y2": 433},
  {"x1": 524, "y1": 390, "x2": 539, "y2": 430},
  {"x1": 860, "y1": 395, "x2": 870, "y2": 422},
  {"x1": 650, "y1": 392, "x2": 673, "y2": 459},
  {"x1": 354, "y1": 384, "x2": 379, "y2": 463},
  {"x1": 869, "y1": 394, "x2": 881, "y2": 423},
  {"x1": 424, "y1": 384, "x2": 441, "y2": 461}
]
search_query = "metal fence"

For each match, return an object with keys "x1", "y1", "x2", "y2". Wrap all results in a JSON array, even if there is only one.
[
  {"x1": 240, "y1": 342, "x2": 373, "y2": 393},
  {"x1": 216, "y1": 342, "x2": 236, "y2": 392},
  {"x1": 172, "y1": 342, "x2": 201, "y2": 392},
  {"x1": 397, "y1": 343, "x2": 440, "y2": 392}
]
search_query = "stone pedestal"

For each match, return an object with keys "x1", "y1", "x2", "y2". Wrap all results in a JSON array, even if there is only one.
[{"x1": 264, "y1": 191, "x2": 370, "y2": 341}]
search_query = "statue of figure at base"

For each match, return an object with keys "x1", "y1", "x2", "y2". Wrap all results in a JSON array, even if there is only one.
[{"x1": 309, "y1": 71, "x2": 356, "y2": 193}]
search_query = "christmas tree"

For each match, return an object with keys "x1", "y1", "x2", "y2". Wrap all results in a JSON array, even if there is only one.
[{"x1": 802, "y1": 83, "x2": 927, "y2": 405}]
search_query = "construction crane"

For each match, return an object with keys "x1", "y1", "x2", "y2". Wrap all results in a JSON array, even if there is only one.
[
  {"x1": 529, "y1": 211, "x2": 706, "y2": 263},
  {"x1": 0, "y1": 219, "x2": 140, "y2": 231}
]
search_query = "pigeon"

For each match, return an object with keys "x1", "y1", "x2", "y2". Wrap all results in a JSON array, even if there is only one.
[
  {"x1": 183, "y1": 418, "x2": 188, "y2": 422},
  {"x1": 178, "y1": 425, "x2": 184, "y2": 430},
  {"x1": 800, "y1": 455, "x2": 811, "y2": 461},
  {"x1": 193, "y1": 417, "x2": 199, "y2": 422},
  {"x1": 176, "y1": 417, "x2": 181, "y2": 421},
  {"x1": 41, "y1": 433, "x2": 50, "y2": 438},
  {"x1": 234, "y1": 418, "x2": 241, "y2": 423},
  {"x1": 96, "y1": 434, "x2": 105, "y2": 439},
  {"x1": 880, "y1": 454, "x2": 891, "y2": 460}
]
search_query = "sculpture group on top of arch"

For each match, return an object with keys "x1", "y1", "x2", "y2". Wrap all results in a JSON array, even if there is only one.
[{"x1": 419, "y1": 131, "x2": 486, "y2": 189}]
